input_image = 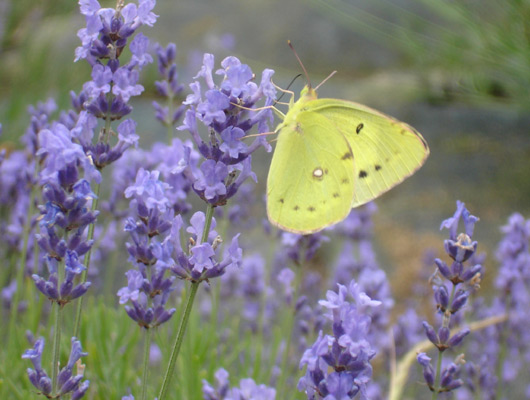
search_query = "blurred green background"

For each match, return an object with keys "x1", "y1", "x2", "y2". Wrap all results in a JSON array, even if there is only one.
[{"x1": 1, "y1": 0, "x2": 529, "y2": 282}]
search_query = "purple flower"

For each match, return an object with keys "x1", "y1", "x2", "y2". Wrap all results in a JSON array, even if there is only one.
[
  {"x1": 193, "y1": 160, "x2": 228, "y2": 203},
  {"x1": 197, "y1": 89, "x2": 230, "y2": 125},
  {"x1": 440, "y1": 200, "x2": 479, "y2": 263},
  {"x1": 202, "y1": 368, "x2": 276, "y2": 400},
  {"x1": 117, "y1": 270, "x2": 144, "y2": 304},
  {"x1": 189, "y1": 243, "x2": 216, "y2": 273},
  {"x1": 56, "y1": 338, "x2": 89, "y2": 396},
  {"x1": 167, "y1": 214, "x2": 242, "y2": 282},
  {"x1": 120, "y1": 167, "x2": 180, "y2": 328},
  {"x1": 82, "y1": 64, "x2": 112, "y2": 98},
  {"x1": 219, "y1": 127, "x2": 248, "y2": 159},
  {"x1": 277, "y1": 268, "x2": 296, "y2": 305},
  {"x1": 32, "y1": 253, "x2": 91, "y2": 304},
  {"x1": 75, "y1": 0, "x2": 158, "y2": 64},
  {"x1": 111, "y1": 67, "x2": 143, "y2": 101},
  {"x1": 440, "y1": 200, "x2": 479, "y2": 240},
  {"x1": 22, "y1": 338, "x2": 52, "y2": 395},
  {"x1": 418, "y1": 201, "x2": 480, "y2": 397},
  {"x1": 279, "y1": 232, "x2": 329, "y2": 265},
  {"x1": 417, "y1": 353, "x2": 435, "y2": 389},
  {"x1": 152, "y1": 42, "x2": 186, "y2": 127},
  {"x1": 37, "y1": 123, "x2": 101, "y2": 185},
  {"x1": 124, "y1": 168, "x2": 172, "y2": 214},
  {"x1": 129, "y1": 32, "x2": 153, "y2": 68},
  {"x1": 178, "y1": 53, "x2": 275, "y2": 205},
  {"x1": 218, "y1": 254, "x2": 267, "y2": 330},
  {"x1": 22, "y1": 337, "x2": 89, "y2": 398},
  {"x1": 298, "y1": 280, "x2": 378, "y2": 400}
]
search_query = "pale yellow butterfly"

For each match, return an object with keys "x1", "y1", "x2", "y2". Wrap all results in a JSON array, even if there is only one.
[{"x1": 267, "y1": 43, "x2": 429, "y2": 234}]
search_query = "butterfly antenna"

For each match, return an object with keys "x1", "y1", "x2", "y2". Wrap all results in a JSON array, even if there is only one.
[
  {"x1": 314, "y1": 70, "x2": 337, "y2": 91},
  {"x1": 275, "y1": 73, "x2": 302, "y2": 103},
  {"x1": 288, "y1": 40, "x2": 312, "y2": 88}
]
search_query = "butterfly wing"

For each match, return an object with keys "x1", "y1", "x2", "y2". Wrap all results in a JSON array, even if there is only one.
[
  {"x1": 267, "y1": 111, "x2": 356, "y2": 234},
  {"x1": 306, "y1": 99, "x2": 429, "y2": 207}
]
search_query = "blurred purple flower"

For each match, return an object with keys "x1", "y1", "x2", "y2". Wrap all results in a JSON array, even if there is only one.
[
  {"x1": 152, "y1": 42, "x2": 186, "y2": 127},
  {"x1": 120, "y1": 168, "x2": 177, "y2": 328},
  {"x1": 203, "y1": 368, "x2": 276, "y2": 400},
  {"x1": 298, "y1": 280, "x2": 379, "y2": 400}
]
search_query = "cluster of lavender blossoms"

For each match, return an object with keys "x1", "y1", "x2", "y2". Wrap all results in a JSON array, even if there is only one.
[
  {"x1": 117, "y1": 169, "x2": 177, "y2": 328},
  {"x1": 417, "y1": 201, "x2": 481, "y2": 396},
  {"x1": 298, "y1": 280, "x2": 379, "y2": 399},
  {"x1": 179, "y1": 53, "x2": 276, "y2": 206},
  {"x1": 22, "y1": 0, "x2": 158, "y2": 397},
  {"x1": 22, "y1": 337, "x2": 89, "y2": 399},
  {"x1": 152, "y1": 42, "x2": 186, "y2": 130},
  {"x1": 0, "y1": 100, "x2": 56, "y2": 282}
]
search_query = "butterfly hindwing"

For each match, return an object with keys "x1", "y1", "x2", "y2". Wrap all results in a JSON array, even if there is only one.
[
  {"x1": 267, "y1": 111, "x2": 356, "y2": 234},
  {"x1": 306, "y1": 99, "x2": 429, "y2": 207}
]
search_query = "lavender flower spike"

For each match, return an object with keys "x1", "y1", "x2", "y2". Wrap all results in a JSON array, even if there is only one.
[{"x1": 418, "y1": 201, "x2": 481, "y2": 397}]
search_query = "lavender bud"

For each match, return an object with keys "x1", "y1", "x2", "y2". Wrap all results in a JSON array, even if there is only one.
[
  {"x1": 435, "y1": 285, "x2": 449, "y2": 310},
  {"x1": 422, "y1": 321, "x2": 438, "y2": 345},
  {"x1": 450, "y1": 290, "x2": 469, "y2": 313},
  {"x1": 435, "y1": 258, "x2": 451, "y2": 279},
  {"x1": 447, "y1": 328, "x2": 470, "y2": 348},
  {"x1": 438, "y1": 326, "x2": 450, "y2": 345},
  {"x1": 417, "y1": 353, "x2": 435, "y2": 388}
]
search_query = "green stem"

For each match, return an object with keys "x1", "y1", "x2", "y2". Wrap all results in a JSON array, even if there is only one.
[
  {"x1": 431, "y1": 284, "x2": 457, "y2": 399},
  {"x1": 166, "y1": 94, "x2": 174, "y2": 144},
  {"x1": 277, "y1": 256, "x2": 304, "y2": 399},
  {"x1": 157, "y1": 204, "x2": 214, "y2": 400},
  {"x1": 141, "y1": 328, "x2": 152, "y2": 400},
  {"x1": 157, "y1": 281, "x2": 199, "y2": 400},
  {"x1": 51, "y1": 302, "x2": 64, "y2": 394},
  {"x1": 431, "y1": 350, "x2": 443, "y2": 400},
  {"x1": 73, "y1": 182, "x2": 101, "y2": 338},
  {"x1": 201, "y1": 204, "x2": 215, "y2": 244}
]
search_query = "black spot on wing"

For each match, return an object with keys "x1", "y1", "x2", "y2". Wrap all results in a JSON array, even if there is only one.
[
  {"x1": 356, "y1": 123, "x2": 364, "y2": 134},
  {"x1": 341, "y1": 152, "x2": 353, "y2": 160},
  {"x1": 308, "y1": 206, "x2": 316, "y2": 212},
  {"x1": 359, "y1": 170, "x2": 368, "y2": 178},
  {"x1": 332, "y1": 192, "x2": 340, "y2": 198},
  {"x1": 279, "y1": 198, "x2": 284, "y2": 203},
  {"x1": 293, "y1": 205, "x2": 299, "y2": 211},
  {"x1": 375, "y1": 165, "x2": 382, "y2": 171}
]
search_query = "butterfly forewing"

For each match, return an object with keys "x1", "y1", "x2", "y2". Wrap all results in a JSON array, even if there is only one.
[
  {"x1": 267, "y1": 111, "x2": 356, "y2": 234},
  {"x1": 307, "y1": 99, "x2": 429, "y2": 207}
]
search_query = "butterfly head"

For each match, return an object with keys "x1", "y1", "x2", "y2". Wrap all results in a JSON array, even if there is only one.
[{"x1": 299, "y1": 85, "x2": 318, "y2": 102}]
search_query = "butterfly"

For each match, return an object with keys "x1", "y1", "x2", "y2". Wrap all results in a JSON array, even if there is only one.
[{"x1": 267, "y1": 49, "x2": 429, "y2": 234}]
